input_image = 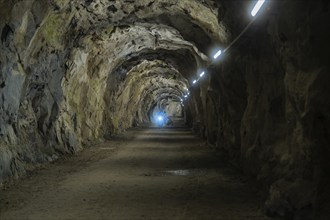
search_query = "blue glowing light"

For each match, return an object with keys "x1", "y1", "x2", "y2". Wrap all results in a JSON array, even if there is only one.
[{"x1": 153, "y1": 111, "x2": 168, "y2": 127}]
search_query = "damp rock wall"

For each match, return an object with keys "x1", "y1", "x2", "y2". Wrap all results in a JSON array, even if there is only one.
[
  {"x1": 0, "y1": 0, "x2": 329, "y2": 219},
  {"x1": 0, "y1": 0, "x2": 217, "y2": 184},
  {"x1": 189, "y1": 1, "x2": 330, "y2": 218}
]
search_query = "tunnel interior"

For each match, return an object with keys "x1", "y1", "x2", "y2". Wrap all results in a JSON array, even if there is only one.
[{"x1": 0, "y1": 0, "x2": 330, "y2": 219}]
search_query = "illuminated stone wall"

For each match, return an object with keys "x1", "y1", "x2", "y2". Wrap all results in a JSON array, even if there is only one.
[{"x1": 0, "y1": 0, "x2": 329, "y2": 218}]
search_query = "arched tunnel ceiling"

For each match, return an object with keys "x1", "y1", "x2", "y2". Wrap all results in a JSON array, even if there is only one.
[
  {"x1": 69, "y1": 0, "x2": 229, "y2": 47},
  {"x1": 0, "y1": 0, "x2": 230, "y2": 136},
  {"x1": 40, "y1": 0, "x2": 228, "y2": 129},
  {"x1": 2, "y1": 1, "x2": 330, "y2": 218}
]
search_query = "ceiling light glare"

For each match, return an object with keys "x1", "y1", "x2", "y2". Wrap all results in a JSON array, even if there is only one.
[
  {"x1": 184, "y1": 95, "x2": 188, "y2": 98},
  {"x1": 193, "y1": 80, "x2": 197, "y2": 84},
  {"x1": 213, "y1": 50, "x2": 222, "y2": 59},
  {"x1": 200, "y1": 71, "x2": 205, "y2": 77},
  {"x1": 251, "y1": 0, "x2": 266, "y2": 17}
]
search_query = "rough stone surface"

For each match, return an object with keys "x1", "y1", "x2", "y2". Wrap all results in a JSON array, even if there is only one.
[
  {"x1": 189, "y1": 1, "x2": 330, "y2": 219},
  {"x1": 0, "y1": 0, "x2": 214, "y2": 183},
  {"x1": 0, "y1": 0, "x2": 329, "y2": 219}
]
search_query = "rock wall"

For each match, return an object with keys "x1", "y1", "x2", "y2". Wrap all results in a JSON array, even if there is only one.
[
  {"x1": 188, "y1": 0, "x2": 330, "y2": 219},
  {"x1": 0, "y1": 0, "x2": 329, "y2": 219},
  {"x1": 0, "y1": 0, "x2": 218, "y2": 184}
]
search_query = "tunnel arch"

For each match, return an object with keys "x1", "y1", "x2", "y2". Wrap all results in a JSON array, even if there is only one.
[
  {"x1": 106, "y1": 63, "x2": 188, "y2": 129},
  {"x1": 10, "y1": 0, "x2": 227, "y2": 142},
  {"x1": 1, "y1": 1, "x2": 330, "y2": 219}
]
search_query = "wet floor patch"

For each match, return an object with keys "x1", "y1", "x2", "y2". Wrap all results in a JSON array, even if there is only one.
[
  {"x1": 89, "y1": 147, "x2": 116, "y2": 152},
  {"x1": 141, "y1": 169, "x2": 210, "y2": 177},
  {"x1": 99, "y1": 147, "x2": 116, "y2": 150},
  {"x1": 141, "y1": 169, "x2": 240, "y2": 183}
]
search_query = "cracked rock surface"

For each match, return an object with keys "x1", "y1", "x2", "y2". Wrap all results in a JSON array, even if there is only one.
[{"x1": 0, "y1": 0, "x2": 329, "y2": 219}]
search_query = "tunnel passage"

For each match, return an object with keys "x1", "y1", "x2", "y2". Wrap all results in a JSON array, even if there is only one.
[{"x1": 0, "y1": 0, "x2": 330, "y2": 219}]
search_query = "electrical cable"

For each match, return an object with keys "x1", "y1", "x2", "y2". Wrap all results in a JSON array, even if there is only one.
[{"x1": 183, "y1": 0, "x2": 266, "y2": 100}]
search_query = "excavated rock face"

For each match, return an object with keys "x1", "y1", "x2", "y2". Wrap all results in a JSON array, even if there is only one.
[
  {"x1": 0, "y1": 0, "x2": 329, "y2": 219},
  {"x1": 192, "y1": 1, "x2": 329, "y2": 219},
  {"x1": 0, "y1": 0, "x2": 219, "y2": 182}
]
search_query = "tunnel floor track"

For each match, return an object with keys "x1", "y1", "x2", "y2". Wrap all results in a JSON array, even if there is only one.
[{"x1": 0, "y1": 126, "x2": 269, "y2": 220}]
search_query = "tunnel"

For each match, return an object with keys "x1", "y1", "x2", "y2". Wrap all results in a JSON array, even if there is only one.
[{"x1": 0, "y1": 0, "x2": 330, "y2": 219}]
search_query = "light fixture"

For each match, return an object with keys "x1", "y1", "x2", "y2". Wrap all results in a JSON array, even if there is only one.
[
  {"x1": 200, "y1": 71, "x2": 205, "y2": 77},
  {"x1": 154, "y1": 113, "x2": 166, "y2": 127},
  {"x1": 193, "y1": 80, "x2": 197, "y2": 84},
  {"x1": 213, "y1": 50, "x2": 222, "y2": 59},
  {"x1": 251, "y1": 0, "x2": 266, "y2": 17},
  {"x1": 184, "y1": 95, "x2": 188, "y2": 98}
]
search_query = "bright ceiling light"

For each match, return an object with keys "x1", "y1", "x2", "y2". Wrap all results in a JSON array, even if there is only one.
[
  {"x1": 193, "y1": 80, "x2": 197, "y2": 84},
  {"x1": 213, "y1": 50, "x2": 222, "y2": 59},
  {"x1": 200, "y1": 71, "x2": 205, "y2": 77},
  {"x1": 251, "y1": 0, "x2": 266, "y2": 17},
  {"x1": 184, "y1": 95, "x2": 188, "y2": 98}
]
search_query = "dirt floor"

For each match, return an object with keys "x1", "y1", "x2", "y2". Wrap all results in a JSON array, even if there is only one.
[{"x1": 0, "y1": 126, "x2": 270, "y2": 220}]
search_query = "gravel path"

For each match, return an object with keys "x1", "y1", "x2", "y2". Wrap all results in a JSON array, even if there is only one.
[{"x1": 0, "y1": 126, "x2": 269, "y2": 220}]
